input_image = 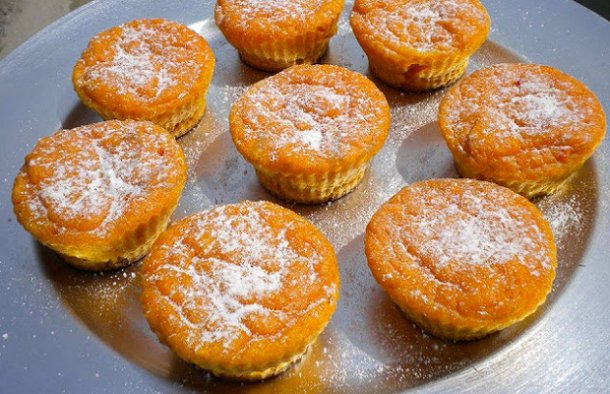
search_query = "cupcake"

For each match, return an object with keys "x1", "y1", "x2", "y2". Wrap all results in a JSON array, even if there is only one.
[
  {"x1": 350, "y1": 0, "x2": 490, "y2": 91},
  {"x1": 140, "y1": 200, "x2": 340, "y2": 381},
  {"x1": 73, "y1": 18, "x2": 215, "y2": 137},
  {"x1": 439, "y1": 63, "x2": 607, "y2": 198},
  {"x1": 215, "y1": 0, "x2": 344, "y2": 72},
  {"x1": 365, "y1": 179, "x2": 557, "y2": 340},
  {"x1": 12, "y1": 120, "x2": 187, "y2": 271},
  {"x1": 229, "y1": 64, "x2": 390, "y2": 204}
]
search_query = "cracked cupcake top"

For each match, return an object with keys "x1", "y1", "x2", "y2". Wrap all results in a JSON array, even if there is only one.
[
  {"x1": 365, "y1": 178, "x2": 556, "y2": 326},
  {"x1": 141, "y1": 201, "x2": 339, "y2": 368},
  {"x1": 12, "y1": 120, "x2": 186, "y2": 245},
  {"x1": 351, "y1": 0, "x2": 490, "y2": 55},
  {"x1": 229, "y1": 64, "x2": 390, "y2": 174}
]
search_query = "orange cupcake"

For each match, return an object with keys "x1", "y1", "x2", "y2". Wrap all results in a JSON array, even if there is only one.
[
  {"x1": 439, "y1": 63, "x2": 607, "y2": 198},
  {"x1": 365, "y1": 179, "x2": 557, "y2": 340},
  {"x1": 140, "y1": 201, "x2": 339, "y2": 381},
  {"x1": 215, "y1": 0, "x2": 344, "y2": 72},
  {"x1": 12, "y1": 120, "x2": 187, "y2": 271},
  {"x1": 350, "y1": 0, "x2": 490, "y2": 91},
  {"x1": 73, "y1": 18, "x2": 215, "y2": 137},
  {"x1": 230, "y1": 64, "x2": 390, "y2": 203}
]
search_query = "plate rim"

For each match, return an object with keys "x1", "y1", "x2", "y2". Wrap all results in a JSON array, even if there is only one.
[{"x1": 1, "y1": 0, "x2": 609, "y2": 392}]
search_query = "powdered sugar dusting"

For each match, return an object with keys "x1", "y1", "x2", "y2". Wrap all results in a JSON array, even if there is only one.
[
  {"x1": 444, "y1": 64, "x2": 597, "y2": 140},
  {"x1": 216, "y1": 0, "x2": 330, "y2": 29},
  {"x1": 245, "y1": 84, "x2": 355, "y2": 157},
  {"x1": 488, "y1": 83, "x2": 582, "y2": 137},
  {"x1": 353, "y1": 0, "x2": 488, "y2": 52},
  {"x1": 77, "y1": 20, "x2": 205, "y2": 101},
  {"x1": 234, "y1": 67, "x2": 388, "y2": 160},
  {"x1": 147, "y1": 202, "x2": 336, "y2": 350},
  {"x1": 18, "y1": 121, "x2": 183, "y2": 236},
  {"x1": 537, "y1": 193, "x2": 583, "y2": 250},
  {"x1": 384, "y1": 181, "x2": 552, "y2": 273},
  {"x1": 97, "y1": 25, "x2": 176, "y2": 96}
]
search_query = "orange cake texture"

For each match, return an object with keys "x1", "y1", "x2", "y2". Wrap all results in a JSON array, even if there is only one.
[
  {"x1": 439, "y1": 63, "x2": 606, "y2": 197},
  {"x1": 141, "y1": 201, "x2": 340, "y2": 380},
  {"x1": 12, "y1": 120, "x2": 187, "y2": 270},
  {"x1": 351, "y1": 0, "x2": 490, "y2": 91},
  {"x1": 365, "y1": 179, "x2": 557, "y2": 340},
  {"x1": 73, "y1": 18, "x2": 215, "y2": 137},
  {"x1": 230, "y1": 64, "x2": 390, "y2": 203},
  {"x1": 215, "y1": 0, "x2": 344, "y2": 71}
]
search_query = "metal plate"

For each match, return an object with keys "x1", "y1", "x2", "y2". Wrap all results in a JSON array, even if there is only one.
[{"x1": 0, "y1": 0, "x2": 609, "y2": 392}]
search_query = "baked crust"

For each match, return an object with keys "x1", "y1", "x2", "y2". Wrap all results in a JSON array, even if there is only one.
[
  {"x1": 72, "y1": 18, "x2": 215, "y2": 137},
  {"x1": 365, "y1": 178, "x2": 557, "y2": 340},
  {"x1": 350, "y1": 0, "x2": 490, "y2": 90},
  {"x1": 215, "y1": 0, "x2": 344, "y2": 71},
  {"x1": 229, "y1": 64, "x2": 390, "y2": 203},
  {"x1": 141, "y1": 201, "x2": 339, "y2": 380},
  {"x1": 12, "y1": 120, "x2": 187, "y2": 270},
  {"x1": 439, "y1": 63, "x2": 607, "y2": 197}
]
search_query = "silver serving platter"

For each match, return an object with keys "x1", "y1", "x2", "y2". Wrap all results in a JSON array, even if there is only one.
[{"x1": 0, "y1": 0, "x2": 608, "y2": 392}]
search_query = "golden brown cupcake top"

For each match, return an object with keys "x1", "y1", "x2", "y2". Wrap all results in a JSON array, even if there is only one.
[
  {"x1": 230, "y1": 64, "x2": 390, "y2": 174},
  {"x1": 141, "y1": 201, "x2": 339, "y2": 370},
  {"x1": 72, "y1": 18, "x2": 214, "y2": 118},
  {"x1": 350, "y1": 0, "x2": 490, "y2": 54},
  {"x1": 365, "y1": 179, "x2": 556, "y2": 327},
  {"x1": 12, "y1": 120, "x2": 186, "y2": 247},
  {"x1": 215, "y1": 0, "x2": 344, "y2": 38},
  {"x1": 439, "y1": 63, "x2": 606, "y2": 181}
]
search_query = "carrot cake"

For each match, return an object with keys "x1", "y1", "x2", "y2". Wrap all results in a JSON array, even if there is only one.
[
  {"x1": 215, "y1": 0, "x2": 344, "y2": 71},
  {"x1": 439, "y1": 63, "x2": 606, "y2": 198},
  {"x1": 73, "y1": 18, "x2": 215, "y2": 137},
  {"x1": 365, "y1": 178, "x2": 557, "y2": 340},
  {"x1": 12, "y1": 120, "x2": 187, "y2": 270},
  {"x1": 140, "y1": 201, "x2": 340, "y2": 380},
  {"x1": 229, "y1": 64, "x2": 390, "y2": 203},
  {"x1": 350, "y1": 0, "x2": 490, "y2": 91}
]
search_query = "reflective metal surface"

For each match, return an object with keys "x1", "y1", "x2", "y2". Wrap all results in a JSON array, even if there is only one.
[{"x1": 0, "y1": 0, "x2": 608, "y2": 392}]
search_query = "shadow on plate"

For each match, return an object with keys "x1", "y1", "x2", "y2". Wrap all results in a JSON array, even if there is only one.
[
  {"x1": 209, "y1": 37, "x2": 270, "y2": 89},
  {"x1": 35, "y1": 22, "x2": 599, "y2": 391},
  {"x1": 395, "y1": 121, "x2": 457, "y2": 183},
  {"x1": 332, "y1": 180, "x2": 598, "y2": 391},
  {"x1": 62, "y1": 102, "x2": 101, "y2": 129},
  {"x1": 37, "y1": 240, "x2": 357, "y2": 392},
  {"x1": 36, "y1": 149, "x2": 597, "y2": 392}
]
